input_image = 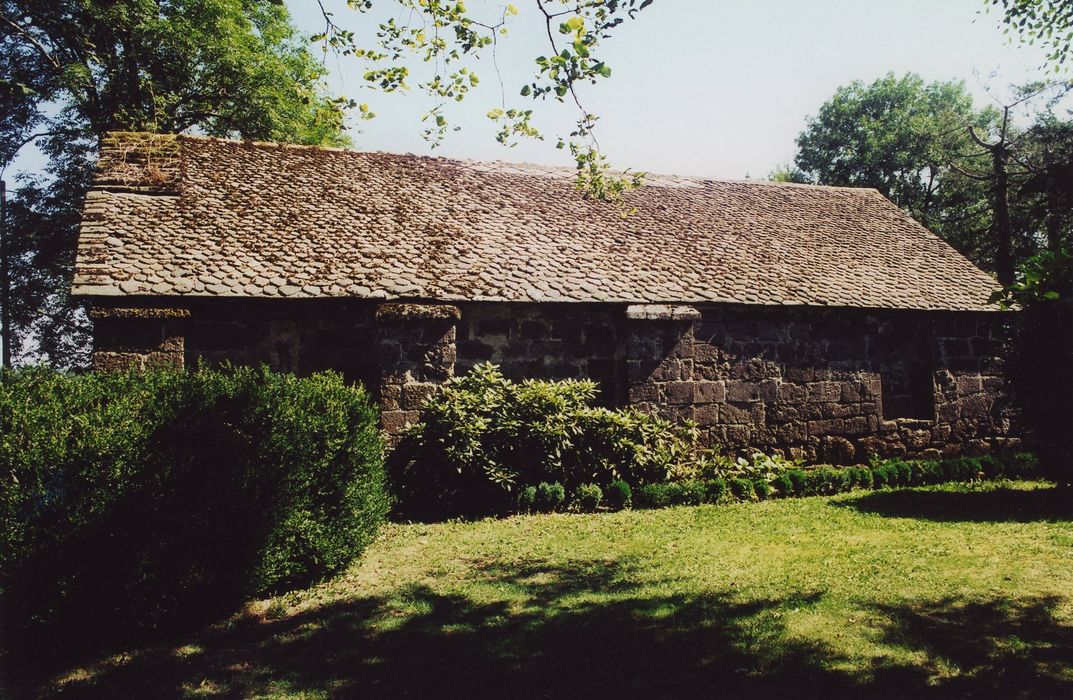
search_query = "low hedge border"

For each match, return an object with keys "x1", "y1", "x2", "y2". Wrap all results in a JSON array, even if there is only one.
[
  {"x1": 521, "y1": 453, "x2": 1039, "y2": 514},
  {"x1": 631, "y1": 453, "x2": 1039, "y2": 509}
]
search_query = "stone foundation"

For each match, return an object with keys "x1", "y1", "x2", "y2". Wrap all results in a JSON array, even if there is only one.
[{"x1": 90, "y1": 299, "x2": 1014, "y2": 460}]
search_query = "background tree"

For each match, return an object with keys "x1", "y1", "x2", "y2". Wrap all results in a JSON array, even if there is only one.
[
  {"x1": 0, "y1": 0, "x2": 351, "y2": 367},
  {"x1": 990, "y1": 0, "x2": 1073, "y2": 70},
  {"x1": 988, "y1": 0, "x2": 1073, "y2": 480},
  {"x1": 790, "y1": 73, "x2": 996, "y2": 268},
  {"x1": 788, "y1": 71, "x2": 1071, "y2": 281}
]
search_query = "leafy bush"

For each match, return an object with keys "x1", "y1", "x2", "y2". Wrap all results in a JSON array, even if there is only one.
[
  {"x1": 940, "y1": 457, "x2": 979, "y2": 483},
  {"x1": 871, "y1": 463, "x2": 892, "y2": 488},
  {"x1": 635, "y1": 483, "x2": 673, "y2": 510},
  {"x1": 517, "y1": 486, "x2": 538, "y2": 514},
  {"x1": 674, "y1": 480, "x2": 707, "y2": 506},
  {"x1": 850, "y1": 466, "x2": 874, "y2": 489},
  {"x1": 889, "y1": 460, "x2": 913, "y2": 487},
  {"x1": 801, "y1": 467, "x2": 852, "y2": 496},
  {"x1": 605, "y1": 480, "x2": 632, "y2": 510},
  {"x1": 979, "y1": 454, "x2": 1006, "y2": 480},
  {"x1": 728, "y1": 477, "x2": 756, "y2": 501},
  {"x1": 393, "y1": 363, "x2": 698, "y2": 518},
  {"x1": 1007, "y1": 452, "x2": 1040, "y2": 479},
  {"x1": 753, "y1": 479, "x2": 773, "y2": 500},
  {"x1": 716, "y1": 451, "x2": 802, "y2": 483},
  {"x1": 786, "y1": 469, "x2": 807, "y2": 496},
  {"x1": 572, "y1": 483, "x2": 603, "y2": 513},
  {"x1": 704, "y1": 477, "x2": 728, "y2": 503},
  {"x1": 0, "y1": 365, "x2": 387, "y2": 669},
  {"x1": 535, "y1": 482, "x2": 566, "y2": 513},
  {"x1": 771, "y1": 473, "x2": 794, "y2": 497}
]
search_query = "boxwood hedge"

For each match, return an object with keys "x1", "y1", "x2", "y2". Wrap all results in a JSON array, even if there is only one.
[{"x1": 0, "y1": 365, "x2": 388, "y2": 669}]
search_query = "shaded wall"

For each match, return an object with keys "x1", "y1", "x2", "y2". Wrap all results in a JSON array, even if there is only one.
[
  {"x1": 89, "y1": 299, "x2": 1014, "y2": 460},
  {"x1": 625, "y1": 305, "x2": 1011, "y2": 463}
]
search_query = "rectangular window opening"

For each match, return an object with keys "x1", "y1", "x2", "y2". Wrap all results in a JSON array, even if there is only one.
[{"x1": 881, "y1": 363, "x2": 935, "y2": 421}]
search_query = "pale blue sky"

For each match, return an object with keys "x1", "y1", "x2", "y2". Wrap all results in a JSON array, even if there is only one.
[
  {"x1": 4, "y1": 0, "x2": 1061, "y2": 181},
  {"x1": 288, "y1": 0, "x2": 1060, "y2": 179}
]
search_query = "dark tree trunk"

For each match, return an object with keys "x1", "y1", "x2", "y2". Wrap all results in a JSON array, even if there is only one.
[{"x1": 991, "y1": 144, "x2": 1015, "y2": 285}]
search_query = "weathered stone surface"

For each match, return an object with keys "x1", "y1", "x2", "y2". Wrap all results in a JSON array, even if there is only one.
[
  {"x1": 622, "y1": 304, "x2": 1011, "y2": 459},
  {"x1": 380, "y1": 410, "x2": 420, "y2": 433},
  {"x1": 89, "y1": 299, "x2": 1013, "y2": 460}
]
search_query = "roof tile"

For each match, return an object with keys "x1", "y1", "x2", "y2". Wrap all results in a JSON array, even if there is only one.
[{"x1": 72, "y1": 132, "x2": 1000, "y2": 311}]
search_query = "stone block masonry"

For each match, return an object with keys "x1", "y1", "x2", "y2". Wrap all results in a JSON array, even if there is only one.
[
  {"x1": 625, "y1": 305, "x2": 1013, "y2": 462},
  {"x1": 89, "y1": 299, "x2": 1014, "y2": 461}
]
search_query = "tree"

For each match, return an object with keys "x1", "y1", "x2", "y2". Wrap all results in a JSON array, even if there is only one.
[
  {"x1": 1019, "y1": 113, "x2": 1073, "y2": 252},
  {"x1": 947, "y1": 82, "x2": 1071, "y2": 284},
  {"x1": 986, "y1": 1, "x2": 1073, "y2": 483},
  {"x1": 792, "y1": 73, "x2": 994, "y2": 266},
  {"x1": 0, "y1": 0, "x2": 351, "y2": 367},
  {"x1": 311, "y1": 1, "x2": 652, "y2": 197},
  {"x1": 990, "y1": 0, "x2": 1073, "y2": 70},
  {"x1": 766, "y1": 164, "x2": 810, "y2": 184}
]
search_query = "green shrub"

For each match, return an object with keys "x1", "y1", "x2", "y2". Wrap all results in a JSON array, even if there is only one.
[
  {"x1": 1007, "y1": 452, "x2": 1039, "y2": 479},
  {"x1": 605, "y1": 480, "x2": 632, "y2": 510},
  {"x1": 572, "y1": 483, "x2": 603, "y2": 513},
  {"x1": 674, "y1": 480, "x2": 707, "y2": 506},
  {"x1": 728, "y1": 477, "x2": 756, "y2": 501},
  {"x1": 890, "y1": 460, "x2": 913, "y2": 487},
  {"x1": 718, "y1": 451, "x2": 802, "y2": 482},
  {"x1": 535, "y1": 482, "x2": 566, "y2": 513},
  {"x1": 801, "y1": 466, "x2": 853, "y2": 496},
  {"x1": 516, "y1": 486, "x2": 538, "y2": 514},
  {"x1": 704, "y1": 477, "x2": 728, "y2": 503},
  {"x1": 394, "y1": 363, "x2": 698, "y2": 518},
  {"x1": 871, "y1": 463, "x2": 891, "y2": 488},
  {"x1": 785, "y1": 468, "x2": 806, "y2": 493},
  {"x1": 979, "y1": 454, "x2": 1005, "y2": 480},
  {"x1": 941, "y1": 457, "x2": 979, "y2": 482},
  {"x1": 851, "y1": 466, "x2": 874, "y2": 489},
  {"x1": 635, "y1": 483, "x2": 673, "y2": 510},
  {"x1": 771, "y1": 473, "x2": 794, "y2": 497},
  {"x1": 0, "y1": 365, "x2": 387, "y2": 668},
  {"x1": 753, "y1": 479, "x2": 772, "y2": 500}
]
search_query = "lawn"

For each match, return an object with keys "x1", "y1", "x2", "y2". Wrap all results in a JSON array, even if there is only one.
[{"x1": 32, "y1": 481, "x2": 1073, "y2": 699}]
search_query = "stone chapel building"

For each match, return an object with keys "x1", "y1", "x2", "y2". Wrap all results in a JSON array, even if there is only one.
[{"x1": 73, "y1": 132, "x2": 1014, "y2": 462}]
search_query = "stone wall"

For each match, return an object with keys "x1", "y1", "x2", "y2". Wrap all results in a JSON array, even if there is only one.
[
  {"x1": 90, "y1": 299, "x2": 1014, "y2": 460},
  {"x1": 455, "y1": 304, "x2": 624, "y2": 405},
  {"x1": 625, "y1": 305, "x2": 1011, "y2": 462},
  {"x1": 375, "y1": 303, "x2": 459, "y2": 435}
]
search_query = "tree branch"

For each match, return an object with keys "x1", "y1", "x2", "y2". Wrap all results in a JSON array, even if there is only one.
[{"x1": 0, "y1": 13, "x2": 61, "y2": 70}]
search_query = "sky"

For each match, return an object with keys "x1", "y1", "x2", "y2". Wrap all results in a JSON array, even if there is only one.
[
  {"x1": 284, "y1": 0, "x2": 1061, "y2": 179},
  {"x1": 4, "y1": 0, "x2": 1062, "y2": 182}
]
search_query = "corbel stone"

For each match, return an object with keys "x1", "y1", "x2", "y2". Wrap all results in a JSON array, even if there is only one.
[{"x1": 625, "y1": 304, "x2": 701, "y2": 322}]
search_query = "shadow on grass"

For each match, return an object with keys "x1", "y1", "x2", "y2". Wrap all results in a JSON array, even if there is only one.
[
  {"x1": 836, "y1": 485, "x2": 1073, "y2": 523},
  {"x1": 24, "y1": 557, "x2": 1073, "y2": 699},
  {"x1": 872, "y1": 596, "x2": 1073, "y2": 698}
]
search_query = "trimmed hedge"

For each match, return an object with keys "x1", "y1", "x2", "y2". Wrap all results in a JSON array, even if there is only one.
[
  {"x1": 605, "y1": 480, "x2": 633, "y2": 510},
  {"x1": 0, "y1": 365, "x2": 388, "y2": 668},
  {"x1": 592, "y1": 453, "x2": 1039, "y2": 512}
]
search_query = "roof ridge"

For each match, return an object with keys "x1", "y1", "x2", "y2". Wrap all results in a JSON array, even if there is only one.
[{"x1": 156, "y1": 132, "x2": 875, "y2": 194}]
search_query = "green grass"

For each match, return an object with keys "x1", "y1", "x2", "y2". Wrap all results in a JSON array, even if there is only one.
[{"x1": 32, "y1": 481, "x2": 1073, "y2": 698}]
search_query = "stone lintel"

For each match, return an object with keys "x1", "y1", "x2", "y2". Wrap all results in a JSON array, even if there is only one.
[
  {"x1": 375, "y1": 302, "x2": 461, "y2": 322},
  {"x1": 89, "y1": 305, "x2": 191, "y2": 320},
  {"x1": 625, "y1": 304, "x2": 701, "y2": 322}
]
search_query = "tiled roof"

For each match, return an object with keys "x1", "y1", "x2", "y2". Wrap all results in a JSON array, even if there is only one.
[{"x1": 73, "y1": 132, "x2": 1000, "y2": 311}]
